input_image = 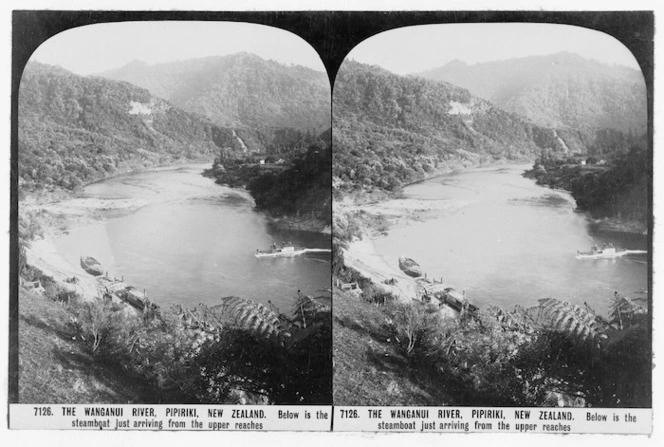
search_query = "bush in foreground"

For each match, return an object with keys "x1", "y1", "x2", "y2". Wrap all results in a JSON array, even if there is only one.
[
  {"x1": 373, "y1": 291, "x2": 651, "y2": 407},
  {"x1": 67, "y1": 293, "x2": 331, "y2": 404}
]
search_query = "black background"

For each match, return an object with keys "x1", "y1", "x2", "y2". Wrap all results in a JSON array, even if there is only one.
[{"x1": 9, "y1": 10, "x2": 655, "y2": 404}]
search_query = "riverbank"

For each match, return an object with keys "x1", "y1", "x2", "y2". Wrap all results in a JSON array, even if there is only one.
[
  {"x1": 336, "y1": 183, "x2": 470, "y2": 303},
  {"x1": 21, "y1": 195, "x2": 148, "y2": 239},
  {"x1": 523, "y1": 154, "x2": 649, "y2": 236},
  {"x1": 343, "y1": 238, "x2": 418, "y2": 302},
  {"x1": 267, "y1": 215, "x2": 331, "y2": 234},
  {"x1": 591, "y1": 216, "x2": 648, "y2": 236},
  {"x1": 20, "y1": 189, "x2": 157, "y2": 304}
]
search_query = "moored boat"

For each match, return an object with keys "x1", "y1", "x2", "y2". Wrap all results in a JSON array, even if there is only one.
[
  {"x1": 80, "y1": 255, "x2": 103, "y2": 276},
  {"x1": 398, "y1": 256, "x2": 423, "y2": 278}
]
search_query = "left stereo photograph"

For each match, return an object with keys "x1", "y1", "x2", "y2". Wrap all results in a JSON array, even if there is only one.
[{"x1": 12, "y1": 18, "x2": 333, "y2": 413}]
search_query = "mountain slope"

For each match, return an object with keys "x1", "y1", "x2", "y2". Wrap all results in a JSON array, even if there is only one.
[
  {"x1": 418, "y1": 52, "x2": 647, "y2": 137},
  {"x1": 333, "y1": 61, "x2": 560, "y2": 192},
  {"x1": 100, "y1": 53, "x2": 331, "y2": 132},
  {"x1": 18, "y1": 62, "x2": 237, "y2": 191}
]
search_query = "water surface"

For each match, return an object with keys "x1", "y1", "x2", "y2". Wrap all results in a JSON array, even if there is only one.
[
  {"x1": 53, "y1": 164, "x2": 331, "y2": 312},
  {"x1": 373, "y1": 165, "x2": 648, "y2": 315}
]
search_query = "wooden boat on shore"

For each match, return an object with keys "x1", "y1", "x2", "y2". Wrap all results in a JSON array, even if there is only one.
[
  {"x1": 398, "y1": 256, "x2": 423, "y2": 278},
  {"x1": 80, "y1": 255, "x2": 103, "y2": 276}
]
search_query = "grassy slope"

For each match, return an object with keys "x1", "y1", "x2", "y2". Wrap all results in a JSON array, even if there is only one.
[
  {"x1": 333, "y1": 288, "x2": 451, "y2": 405},
  {"x1": 18, "y1": 287, "x2": 151, "y2": 403}
]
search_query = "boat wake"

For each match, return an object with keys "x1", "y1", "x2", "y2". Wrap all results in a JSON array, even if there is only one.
[
  {"x1": 255, "y1": 248, "x2": 331, "y2": 258},
  {"x1": 575, "y1": 249, "x2": 647, "y2": 260}
]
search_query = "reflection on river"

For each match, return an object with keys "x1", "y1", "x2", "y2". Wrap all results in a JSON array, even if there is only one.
[
  {"x1": 373, "y1": 165, "x2": 648, "y2": 315},
  {"x1": 52, "y1": 164, "x2": 331, "y2": 311}
]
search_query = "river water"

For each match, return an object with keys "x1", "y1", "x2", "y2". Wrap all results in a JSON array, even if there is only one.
[
  {"x1": 52, "y1": 164, "x2": 331, "y2": 312},
  {"x1": 373, "y1": 165, "x2": 648, "y2": 315}
]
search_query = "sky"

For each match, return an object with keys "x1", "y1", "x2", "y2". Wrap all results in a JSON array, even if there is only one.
[
  {"x1": 30, "y1": 21, "x2": 326, "y2": 75},
  {"x1": 30, "y1": 21, "x2": 642, "y2": 77},
  {"x1": 347, "y1": 23, "x2": 642, "y2": 74}
]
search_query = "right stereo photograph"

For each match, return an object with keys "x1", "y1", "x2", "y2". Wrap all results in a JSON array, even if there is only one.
[{"x1": 332, "y1": 22, "x2": 651, "y2": 411}]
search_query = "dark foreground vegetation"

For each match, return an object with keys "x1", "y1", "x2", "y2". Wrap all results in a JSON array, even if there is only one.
[
  {"x1": 19, "y1": 266, "x2": 332, "y2": 404},
  {"x1": 334, "y1": 284, "x2": 650, "y2": 407},
  {"x1": 19, "y1": 286, "x2": 156, "y2": 403}
]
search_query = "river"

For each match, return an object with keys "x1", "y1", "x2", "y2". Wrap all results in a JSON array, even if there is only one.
[
  {"x1": 51, "y1": 164, "x2": 331, "y2": 312},
  {"x1": 372, "y1": 165, "x2": 648, "y2": 315}
]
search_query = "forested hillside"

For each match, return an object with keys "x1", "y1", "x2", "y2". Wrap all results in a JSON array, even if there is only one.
[
  {"x1": 333, "y1": 61, "x2": 562, "y2": 193},
  {"x1": 100, "y1": 53, "x2": 331, "y2": 133},
  {"x1": 418, "y1": 52, "x2": 647, "y2": 153},
  {"x1": 525, "y1": 144, "x2": 650, "y2": 231},
  {"x1": 19, "y1": 62, "x2": 232, "y2": 192},
  {"x1": 248, "y1": 144, "x2": 332, "y2": 226}
]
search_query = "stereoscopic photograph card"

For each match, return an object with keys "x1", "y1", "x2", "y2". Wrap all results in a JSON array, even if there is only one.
[{"x1": 7, "y1": 8, "x2": 655, "y2": 436}]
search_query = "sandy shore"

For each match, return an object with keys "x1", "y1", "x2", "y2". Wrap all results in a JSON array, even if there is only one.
[
  {"x1": 344, "y1": 238, "x2": 459, "y2": 319},
  {"x1": 22, "y1": 195, "x2": 151, "y2": 302},
  {"x1": 343, "y1": 238, "x2": 418, "y2": 302},
  {"x1": 25, "y1": 239, "x2": 101, "y2": 300},
  {"x1": 339, "y1": 190, "x2": 469, "y2": 303},
  {"x1": 22, "y1": 196, "x2": 149, "y2": 239}
]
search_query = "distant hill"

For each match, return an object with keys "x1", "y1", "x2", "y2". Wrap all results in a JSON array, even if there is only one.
[
  {"x1": 418, "y1": 52, "x2": 647, "y2": 140},
  {"x1": 333, "y1": 61, "x2": 565, "y2": 192},
  {"x1": 99, "y1": 53, "x2": 331, "y2": 132},
  {"x1": 18, "y1": 62, "x2": 239, "y2": 191}
]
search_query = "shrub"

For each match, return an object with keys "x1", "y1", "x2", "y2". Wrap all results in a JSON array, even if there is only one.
[
  {"x1": 383, "y1": 301, "x2": 443, "y2": 356},
  {"x1": 189, "y1": 295, "x2": 332, "y2": 404},
  {"x1": 72, "y1": 296, "x2": 130, "y2": 355}
]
